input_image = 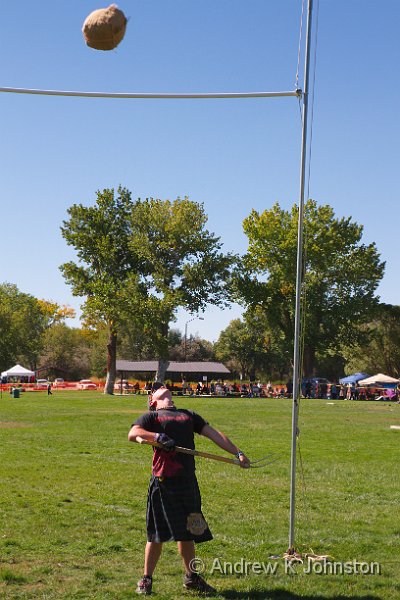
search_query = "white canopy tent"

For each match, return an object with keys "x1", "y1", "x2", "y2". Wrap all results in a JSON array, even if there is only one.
[
  {"x1": 358, "y1": 373, "x2": 399, "y2": 386},
  {"x1": 1, "y1": 364, "x2": 35, "y2": 380}
]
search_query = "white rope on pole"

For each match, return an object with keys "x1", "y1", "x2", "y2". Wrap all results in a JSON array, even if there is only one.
[{"x1": 0, "y1": 86, "x2": 301, "y2": 100}]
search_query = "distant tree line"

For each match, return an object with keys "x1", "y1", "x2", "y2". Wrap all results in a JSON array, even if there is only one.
[
  {"x1": 1, "y1": 281, "x2": 400, "y2": 383},
  {"x1": 2, "y1": 189, "x2": 398, "y2": 386}
]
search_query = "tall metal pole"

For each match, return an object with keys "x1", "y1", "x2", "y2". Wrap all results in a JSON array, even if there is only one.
[
  {"x1": 184, "y1": 321, "x2": 189, "y2": 362},
  {"x1": 289, "y1": 0, "x2": 313, "y2": 551},
  {"x1": 184, "y1": 316, "x2": 204, "y2": 361}
]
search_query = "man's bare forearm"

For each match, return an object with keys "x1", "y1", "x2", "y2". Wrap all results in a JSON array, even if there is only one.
[
  {"x1": 200, "y1": 424, "x2": 250, "y2": 468},
  {"x1": 200, "y1": 424, "x2": 241, "y2": 455},
  {"x1": 128, "y1": 425, "x2": 156, "y2": 443}
]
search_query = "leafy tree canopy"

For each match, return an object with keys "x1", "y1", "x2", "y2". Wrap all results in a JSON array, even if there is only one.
[
  {"x1": 0, "y1": 283, "x2": 74, "y2": 372},
  {"x1": 234, "y1": 200, "x2": 385, "y2": 376},
  {"x1": 60, "y1": 187, "x2": 143, "y2": 393},
  {"x1": 214, "y1": 310, "x2": 290, "y2": 381},
  {"x1": 39, "y1": 324, "x2": 90, "y2": 381},
  {"x1": 60, "y1": 188, "x2": 234, "y2": 387},
  {"x1": 127, "y1": 197, "x2": 234, "y2": 379},
  {"x1": 128, "y1": 196, "x2": 233, "y2": 310},
  {"x1": 342, "y1": 303, "x2": 400, "y2": 377}
]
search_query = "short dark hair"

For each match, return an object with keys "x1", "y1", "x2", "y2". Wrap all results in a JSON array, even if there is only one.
[{"x1": 151, "y1": 381, "x2": 164, "y2": 392}]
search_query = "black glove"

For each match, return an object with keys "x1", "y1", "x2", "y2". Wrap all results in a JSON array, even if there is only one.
[{"x1": 155, "y1": 433, "x2": 175, "y2": 451}]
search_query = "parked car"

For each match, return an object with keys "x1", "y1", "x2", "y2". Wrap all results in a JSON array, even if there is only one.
[
  {"x1": 78, "y1": 379, "x2": 98, "y2": 390},
  {"x1": 114, "y1": 379, "x2": 132, "y2": 391},
  {"x1": 302, "y1": 377, "x2": 330, "y2": 385},
  {"x1": 53, "y1": 378, "x2": 66, "y2": 388},
  {"x1": 35, "y1": 379, "x2": 51, "y2": 390}
]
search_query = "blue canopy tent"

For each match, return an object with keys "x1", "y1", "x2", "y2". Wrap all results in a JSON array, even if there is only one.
[{"x1": 339, "y1": 373, "x2": 370, "y2": 385}]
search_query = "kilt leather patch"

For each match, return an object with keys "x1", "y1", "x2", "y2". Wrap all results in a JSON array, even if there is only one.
[{"x1": 187, "y1": 512, "x2": 208, "y2": 535}]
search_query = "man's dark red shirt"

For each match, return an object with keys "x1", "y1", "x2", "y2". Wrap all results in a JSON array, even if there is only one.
[{"x1": 134, "y1": 408, "x2": 208, "y2": 477}]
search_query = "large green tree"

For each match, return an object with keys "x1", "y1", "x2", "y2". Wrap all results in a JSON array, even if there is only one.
[
  {"x1": 61, "y1": 189, "x2": 233, "y2": 390},
  {"x1": 39, "y1": 324, "x2": 91, "y2": 380},
  {"x1": 214, "y1": 318, "x2": 264, "y2": 380},
  {"x1": 235, "y1": 200, "x2": 385, "y2": 376},
  {"x1": 0, "y1": 283, "x2": 72, "y2": 372},
  {"x1": 214, "y1": 311, "x2": 288, "y2": 380},
  {"x1": 342, "y1": 303, "x2": 400, "y2": 377},
  {"x1": 169, "y1": 330, "x2": 215, "y2": 362},
  {"x1": 60, "y1": 187, "x2": 141, "y2": 394},
  {"x1": 126, "y1": 197, "x2": 233, "y2": 381}
]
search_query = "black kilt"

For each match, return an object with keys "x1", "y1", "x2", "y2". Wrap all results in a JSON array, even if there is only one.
[{"x1": 146, "y1": 475, "x2": 213, "y2": 543}]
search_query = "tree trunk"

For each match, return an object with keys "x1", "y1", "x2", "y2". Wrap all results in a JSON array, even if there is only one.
[
  {"x1": 302, "y1": 345, "x2": 316, "y2": 377},
  {"x1": 104, "y1": 330, "x2": 117, "y2": 395},
  {"x1": 239, "y1": 361, "x2": 246, "y2": 381},
  {"x1": 155, "y1": 359, "x2": 170, "y2": 383},
  {"x1": 155, "y1": 322, "x2": 170, "y2": 384}
]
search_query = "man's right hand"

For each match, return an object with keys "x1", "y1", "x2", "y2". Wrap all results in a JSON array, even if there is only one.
[
  {"x1": 155, "y1": 433, "x2": 176, "y2": 451},
  {"x1": 238, "y1": 452, "x2": 251, "y2": 469}
]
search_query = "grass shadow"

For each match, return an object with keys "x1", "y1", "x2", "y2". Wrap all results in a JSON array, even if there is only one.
[{"x1": 220, "y1": 590, "x2": 382, "y2": 600}]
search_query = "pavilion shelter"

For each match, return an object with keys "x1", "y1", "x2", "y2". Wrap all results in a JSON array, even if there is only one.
[{"x1": 116, "y1": 360, "x2": 230, "y2": 385}]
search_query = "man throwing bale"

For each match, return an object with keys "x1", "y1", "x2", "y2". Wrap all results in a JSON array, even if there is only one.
[{"x1": 128, "y1": 385, "x2": 250, "y2": 595}]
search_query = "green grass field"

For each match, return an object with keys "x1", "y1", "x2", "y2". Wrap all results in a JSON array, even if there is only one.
[{"x1": 1, "y1": 392, "x2": 400, "y2": 599}]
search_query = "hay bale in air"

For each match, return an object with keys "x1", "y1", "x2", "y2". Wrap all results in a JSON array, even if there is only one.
[{"x1": 82, "y1": 4, "x2": 127, "y2": 51}]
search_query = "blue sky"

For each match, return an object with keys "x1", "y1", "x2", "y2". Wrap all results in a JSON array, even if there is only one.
[{"x1": 1, "y1": 1, "x2": 399, "y2": 341}]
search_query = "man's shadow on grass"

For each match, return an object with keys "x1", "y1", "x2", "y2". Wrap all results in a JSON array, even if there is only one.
[{"x1": 220, "y1": 590, "x2": 381, "y2": 600}]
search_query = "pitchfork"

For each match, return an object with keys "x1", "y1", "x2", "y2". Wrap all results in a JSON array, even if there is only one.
[{"x1": 136, "y1": 437, "x2": 278, "y2": 469}]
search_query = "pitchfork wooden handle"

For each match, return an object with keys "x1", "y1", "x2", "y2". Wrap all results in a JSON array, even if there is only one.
[{"x1": 136, "y1": 436, "x2": 241, "y2": 465}]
